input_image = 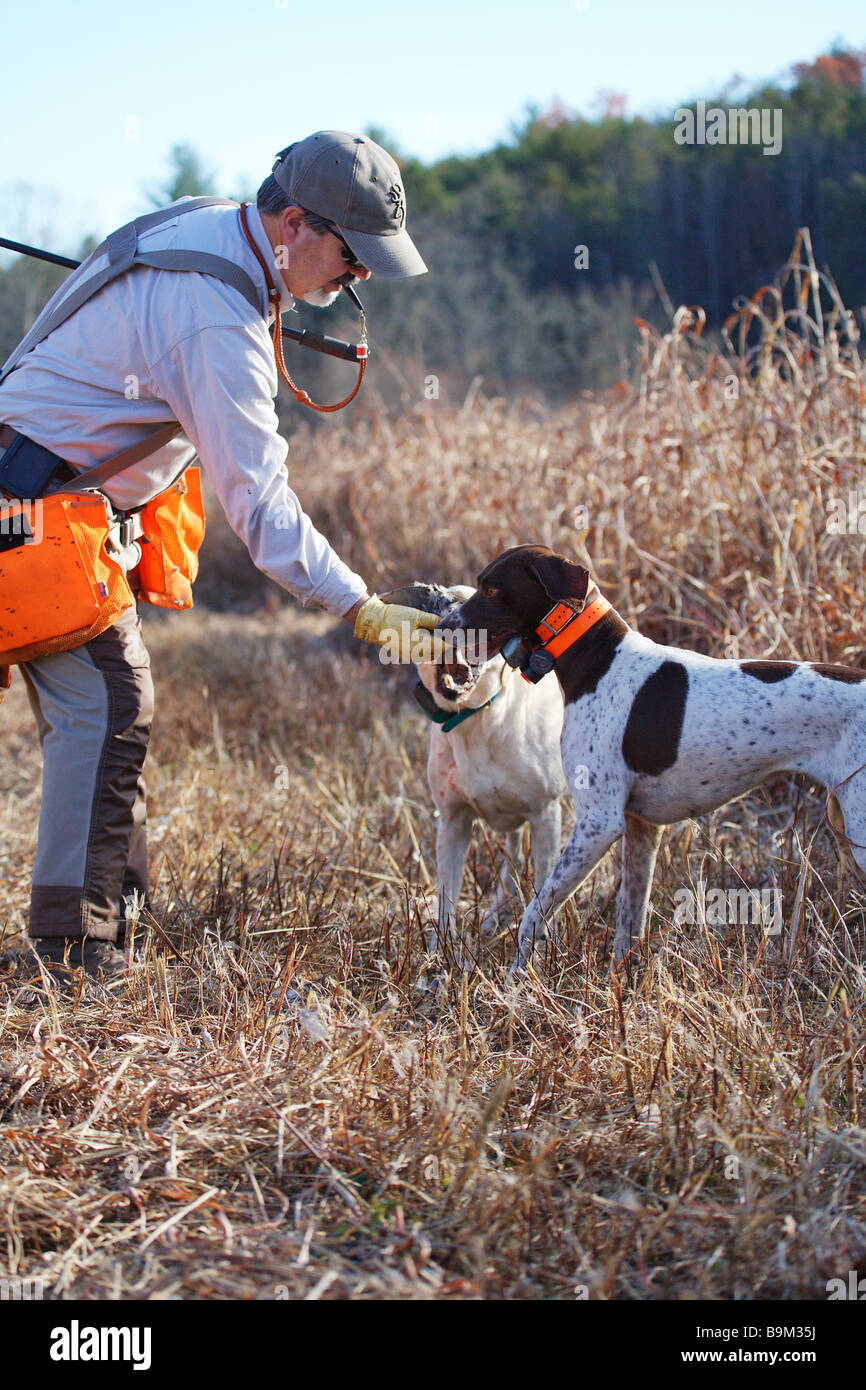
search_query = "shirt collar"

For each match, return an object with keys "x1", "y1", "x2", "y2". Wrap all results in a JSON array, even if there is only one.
[{"x1": 243, "y1": 204, "x2": 296, "y2": 319}]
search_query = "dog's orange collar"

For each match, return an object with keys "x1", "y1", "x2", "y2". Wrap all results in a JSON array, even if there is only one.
[
  {"x1": 535, "y1": 594, "x2": 612, "y2": 659},
  {"x1": 505, "y1": 592, "x2": 614, "y2": 683}
]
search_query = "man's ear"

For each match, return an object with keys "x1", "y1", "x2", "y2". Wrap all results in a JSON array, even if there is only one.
[
  {"x1": 527, "y1": 553, "x2": 589, "y2": 602},
  {"x1": 280, "y1": 205, "x2": 306, "y2": 241}
]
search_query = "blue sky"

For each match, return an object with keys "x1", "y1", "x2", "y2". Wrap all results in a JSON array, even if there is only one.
[{"x1": 1, "y1": 0, "x2": 863, "y2": 255}]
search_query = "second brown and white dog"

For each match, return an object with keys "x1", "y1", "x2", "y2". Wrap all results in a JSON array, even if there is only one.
[
  {"x1": 442, "y1": 546, "x2": 866, "y2": 974},
  {"x1": 387, "y1": 583, "x2": 567, "y2": 956}
]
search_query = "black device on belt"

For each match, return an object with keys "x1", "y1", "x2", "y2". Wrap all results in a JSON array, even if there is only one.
[{"x1": 0, "y1": 430, "x2": 76, "y2": 497}]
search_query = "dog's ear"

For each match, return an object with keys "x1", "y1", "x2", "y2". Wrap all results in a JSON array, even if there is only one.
[{"x1": 526, "y1": 553, "x2": 589, "y2": 602}]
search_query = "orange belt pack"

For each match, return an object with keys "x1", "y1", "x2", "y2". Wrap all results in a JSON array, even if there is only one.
[
  {"x1": 0, "y1": 492, "x2": 134, "y2": 664},
  {"x1": 134, "y1": 467, "x2": 205, "y2": 610}
]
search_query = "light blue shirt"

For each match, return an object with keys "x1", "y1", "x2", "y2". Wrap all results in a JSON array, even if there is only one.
[{"x1": 0, "y1": 201, "x2": 367, "y2": 615}]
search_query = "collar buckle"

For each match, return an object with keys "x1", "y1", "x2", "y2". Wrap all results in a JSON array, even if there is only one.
[{"x1": 506, "y1": 595, "x2": 613, "y2": 683}]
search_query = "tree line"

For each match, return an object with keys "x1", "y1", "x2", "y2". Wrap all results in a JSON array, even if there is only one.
[{"x1": 1, "y1": 47, "x2": 864, "y2": 408}]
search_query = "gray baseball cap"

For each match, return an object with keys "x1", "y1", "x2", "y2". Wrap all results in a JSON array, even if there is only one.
[{"x1": 271, "y1": 131, "x2": 427, "y2": 279}]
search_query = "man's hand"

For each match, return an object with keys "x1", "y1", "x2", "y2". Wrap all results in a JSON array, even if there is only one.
[{"x1": 351, "y1": 595, "x2": 447, "y2": 663}]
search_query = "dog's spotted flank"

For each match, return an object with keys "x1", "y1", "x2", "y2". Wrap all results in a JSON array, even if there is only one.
[{"x1": 449, "y1": 544, "x2": 866, "y2": 973}]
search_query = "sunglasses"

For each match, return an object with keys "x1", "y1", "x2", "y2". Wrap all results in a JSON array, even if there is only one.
[{"x1": 328, "y1": 225, "x2": 364, "y2": 273}]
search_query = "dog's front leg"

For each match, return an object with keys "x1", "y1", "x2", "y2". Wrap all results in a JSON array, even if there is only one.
[
  {"x1": 512, "y1": 817, "x2": 623, "y2": 974},
  {"x1": 530, "y1": 798, "x2": 563, "y2": 888},
  {"x1": 612, "y1": 813, "x2": 664, "y2": 969},
  {"x1": 434, "y1": 807, "x2": 474, "y2": 954},
  {"x1": 525, "y1": 798, "x2": 564, "y2": 944}
]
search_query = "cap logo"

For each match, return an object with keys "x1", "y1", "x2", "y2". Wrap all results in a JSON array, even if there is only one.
[{"x1": 386, "y1": 183, "x2": 405, "y2": 226}]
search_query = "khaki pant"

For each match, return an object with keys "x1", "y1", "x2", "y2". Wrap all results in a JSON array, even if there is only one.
[{"x1": 17, "y1": 606, "x2": 154, "y2": 942}]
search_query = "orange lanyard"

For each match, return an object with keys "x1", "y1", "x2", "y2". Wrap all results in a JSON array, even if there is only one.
[{"x1": 238, "y1": 203, "x2": 367, "y2": 413}]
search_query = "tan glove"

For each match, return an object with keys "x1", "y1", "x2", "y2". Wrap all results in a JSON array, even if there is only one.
[
  {"x1": 354, "y1": 597, "x2": 447, "y2": 664},
  {"x1": 0, "y1": 666, "x2": 10, "y2": 708}
]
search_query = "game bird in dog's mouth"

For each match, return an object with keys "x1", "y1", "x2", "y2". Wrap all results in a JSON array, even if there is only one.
[{"x1": 441, "y1": 544, "x2": 866, "y2": 973}]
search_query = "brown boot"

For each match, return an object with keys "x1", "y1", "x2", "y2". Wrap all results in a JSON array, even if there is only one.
[{"x1": 32, "y1": 938, "x2": 127, "y2": 986}]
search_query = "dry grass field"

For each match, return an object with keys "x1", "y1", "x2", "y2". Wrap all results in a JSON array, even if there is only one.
[{"x1": 1, "y1": 234, "x2": 865, "y2": 1302}]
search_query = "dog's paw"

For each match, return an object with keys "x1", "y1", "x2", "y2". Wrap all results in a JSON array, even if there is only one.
[
  {"x1": 607, "y1": 942, "x2": 646, "y2": 986},
  {"x1": 479, "y1": 904, "x2": 516, "y2": 937}
]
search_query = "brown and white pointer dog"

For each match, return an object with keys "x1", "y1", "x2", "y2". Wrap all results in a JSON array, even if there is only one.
[
  {"x1": 383, "y1": 582, "x2": 566, "y2": 957},
  {"x1": 443, "y1": 544, "x2": 866, "y2": 971}
]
